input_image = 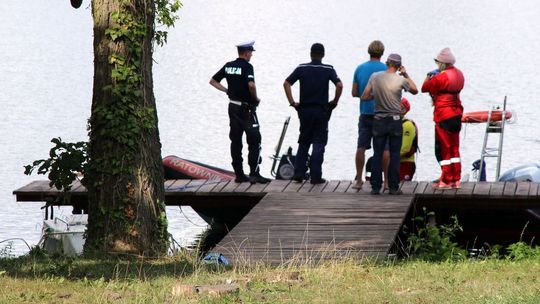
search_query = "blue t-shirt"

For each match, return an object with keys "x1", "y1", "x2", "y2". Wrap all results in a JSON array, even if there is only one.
[{"x1": 352, "y1": 60, "x2": 387, "y2": 115}]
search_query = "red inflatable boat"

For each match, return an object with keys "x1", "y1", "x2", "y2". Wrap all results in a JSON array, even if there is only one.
[{"x1": 163, "y1": 155, "x2": 235, "y2": 181}]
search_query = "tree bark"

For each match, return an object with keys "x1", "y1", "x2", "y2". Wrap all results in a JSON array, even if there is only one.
[{"x1": 85, "y1": 0, "x2": 168, "y2": 256}]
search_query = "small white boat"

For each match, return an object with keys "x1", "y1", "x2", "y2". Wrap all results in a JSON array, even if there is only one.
[
  {"x1": 41, "y1": 214, "x2": 87, "y2": 256},
  {"x1": 498, "y1": 162, "x2": 540, "y2": 220},
  {"x1": 498, "y1": 162, "x2": 540, "y2": 182}
]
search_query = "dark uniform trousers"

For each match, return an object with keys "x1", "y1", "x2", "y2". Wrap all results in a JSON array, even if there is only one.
[
  {"x1": 228, "y1": 103, "x2": 262, "y2": 176},
  {"x1": 294, "y1": 106, "x2": 329, "y2": 181},
  {"x1": 371, "y1": 117, "x2": 403, "y2": 191}
]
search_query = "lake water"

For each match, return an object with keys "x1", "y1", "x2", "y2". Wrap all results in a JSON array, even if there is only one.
[{"x1": 1, "y1": 0, "x2": 540, "y2": 255}]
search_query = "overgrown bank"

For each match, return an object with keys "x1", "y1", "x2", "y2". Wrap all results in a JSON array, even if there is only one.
[
  {"x1": 2, "y1": 208, "x2": 538, "y2": 303},
  {"x1": 1, "y1": 249, "x2": 539, "y2": 303}
]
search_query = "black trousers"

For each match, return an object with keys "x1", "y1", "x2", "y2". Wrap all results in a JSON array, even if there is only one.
[
  {"x1": 294, "y1": 107, "x2": 329, "y2": 181},
  {"x1": 371, "y1": 117, "x2": 403, "y2": 191},
  {"x1": 228, "y1": 103, "x2": 262, "y2": 175}
]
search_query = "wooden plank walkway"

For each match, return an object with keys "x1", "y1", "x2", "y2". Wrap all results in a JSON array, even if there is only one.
[
  {"x1": 214, "y1": 192, "x2": 412, "y2": 265},
  {"x1": 13, "y1": 180, "x2": 540, "y2": 207}
]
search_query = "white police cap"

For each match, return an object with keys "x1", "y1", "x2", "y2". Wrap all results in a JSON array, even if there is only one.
[{"x1": 236, "y1": 41, "x2": 255, "y2": 51}]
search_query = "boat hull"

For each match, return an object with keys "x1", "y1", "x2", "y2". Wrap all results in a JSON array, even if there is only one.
[{"x1": 163, "y1": 155, "x2": 235, "y2": 180}]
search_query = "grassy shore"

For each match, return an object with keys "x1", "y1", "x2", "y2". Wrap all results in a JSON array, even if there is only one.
[{"x1": 1, "y1": 253, "x2": 539, "y2": 303}]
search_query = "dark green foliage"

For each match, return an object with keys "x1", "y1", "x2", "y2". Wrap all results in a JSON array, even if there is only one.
[
  {"x1": 506, "y1": 242, "x2": 540, "y2": 261},
  {"x1": 403, "y1": 208, "x2": 467, "y2": 261},
  {"x1": 24, "y1": 138, "x2": 87, "y2": 191},
  {"x1": 154, "y1": 0, "x2": 182, "y2": 46}
]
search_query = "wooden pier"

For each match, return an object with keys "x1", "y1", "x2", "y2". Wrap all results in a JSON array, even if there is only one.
[
  {"x1": 13, "y1": 179, "x2": 540, "y2": 264},
  {"x1": 214, "y1": 192, "x2": 412, "y2": 264}
]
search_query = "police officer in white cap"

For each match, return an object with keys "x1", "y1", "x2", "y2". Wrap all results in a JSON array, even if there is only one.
[{"x1": 210, "y1": 41, "x2": 271, "y2": 184}]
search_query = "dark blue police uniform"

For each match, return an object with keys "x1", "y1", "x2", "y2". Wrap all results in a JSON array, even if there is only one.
[
  {"x1": 285, "y1": 60, "x2": 341, "y2": 182},
  {"x1": 212, "y1": 56, "x2": 262, "y2": 179}
]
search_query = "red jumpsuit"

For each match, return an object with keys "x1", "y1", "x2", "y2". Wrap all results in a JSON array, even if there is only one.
[{"x1": 421, "y1": 67, "x2": 465, "y2": 184}]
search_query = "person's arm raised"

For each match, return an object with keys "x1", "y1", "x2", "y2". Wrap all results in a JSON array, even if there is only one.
[{"x1": 399, "y1": 66, "x2": 418, "y2": 95}]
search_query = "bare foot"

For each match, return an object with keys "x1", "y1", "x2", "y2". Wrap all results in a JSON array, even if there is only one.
[{"x1": 352, "y1": 181, "x2": 363, "y2": 189}]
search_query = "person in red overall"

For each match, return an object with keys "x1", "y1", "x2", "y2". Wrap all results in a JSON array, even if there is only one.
[{"x1": 421, "y1": 48, "x2": 464, "y2": 189}]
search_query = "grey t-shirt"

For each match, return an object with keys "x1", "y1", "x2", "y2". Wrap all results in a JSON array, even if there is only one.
[{"x1": 365, "y1": 71, "x2": 410, "y2": 118}]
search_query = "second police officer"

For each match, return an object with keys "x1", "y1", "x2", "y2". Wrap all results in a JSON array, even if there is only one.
[{"x1": 283, "y1": 43, "x2": 343, "y2": 184}]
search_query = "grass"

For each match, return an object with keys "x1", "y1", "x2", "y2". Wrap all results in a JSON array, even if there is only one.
[{"x1": 1, "y1": 252, "x2": 539, "y2": 303}]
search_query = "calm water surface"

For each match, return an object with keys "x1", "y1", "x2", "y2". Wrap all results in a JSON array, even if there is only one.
[{"x1": 1, "y1": 0, "x2": 540, "y2": 254}]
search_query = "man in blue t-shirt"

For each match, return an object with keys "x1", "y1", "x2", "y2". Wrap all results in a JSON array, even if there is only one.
[{"x1": 351, "y1": 40, "x2": 387, "y2": 189}]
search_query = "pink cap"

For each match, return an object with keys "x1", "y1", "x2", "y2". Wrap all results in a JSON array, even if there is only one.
[{"x1": 436, "y1": 47, "x2": 456, "y2": 64}]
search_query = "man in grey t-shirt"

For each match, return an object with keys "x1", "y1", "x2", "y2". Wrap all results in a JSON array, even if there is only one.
[{"x1": 361, "y1": 53, "x2": 418, "y2": 194}]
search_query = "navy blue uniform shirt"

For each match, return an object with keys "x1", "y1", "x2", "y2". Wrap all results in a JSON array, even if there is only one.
[
  {"x1": 212, "y1": 58, "x2": 255, "y2": 104},
  {"x1": 285, "y1": 60, "x2": 341, "y2": 106}
]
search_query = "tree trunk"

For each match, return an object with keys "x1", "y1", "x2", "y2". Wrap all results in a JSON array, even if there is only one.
[{"x1": 85, "y1": 0, "x2": 168, "y2": 256}]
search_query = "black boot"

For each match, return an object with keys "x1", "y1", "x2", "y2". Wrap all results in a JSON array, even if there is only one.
[
  {"x1": 292, "y1": 175, "x2": 303, "y2": 183},
  {"x1": 249, "y1": 172, "x2": 271, "y2": 184},
  {"x1": 310, "y1": 178, "x2": 326, "y2": 185},
  {"x1": 233, "y1": 164, "x2": 248, "y2": 183},
  {"x1": 235, "y1": 174, "x2": 249, "y2": 183}
]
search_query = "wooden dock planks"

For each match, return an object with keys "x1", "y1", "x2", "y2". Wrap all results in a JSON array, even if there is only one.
[
  {"x1": 214, "y1": 192, "x2": 413, "y2": 264},
  {"x1": 13, "y1": 180, "x2": 540, "y2": 204}
]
